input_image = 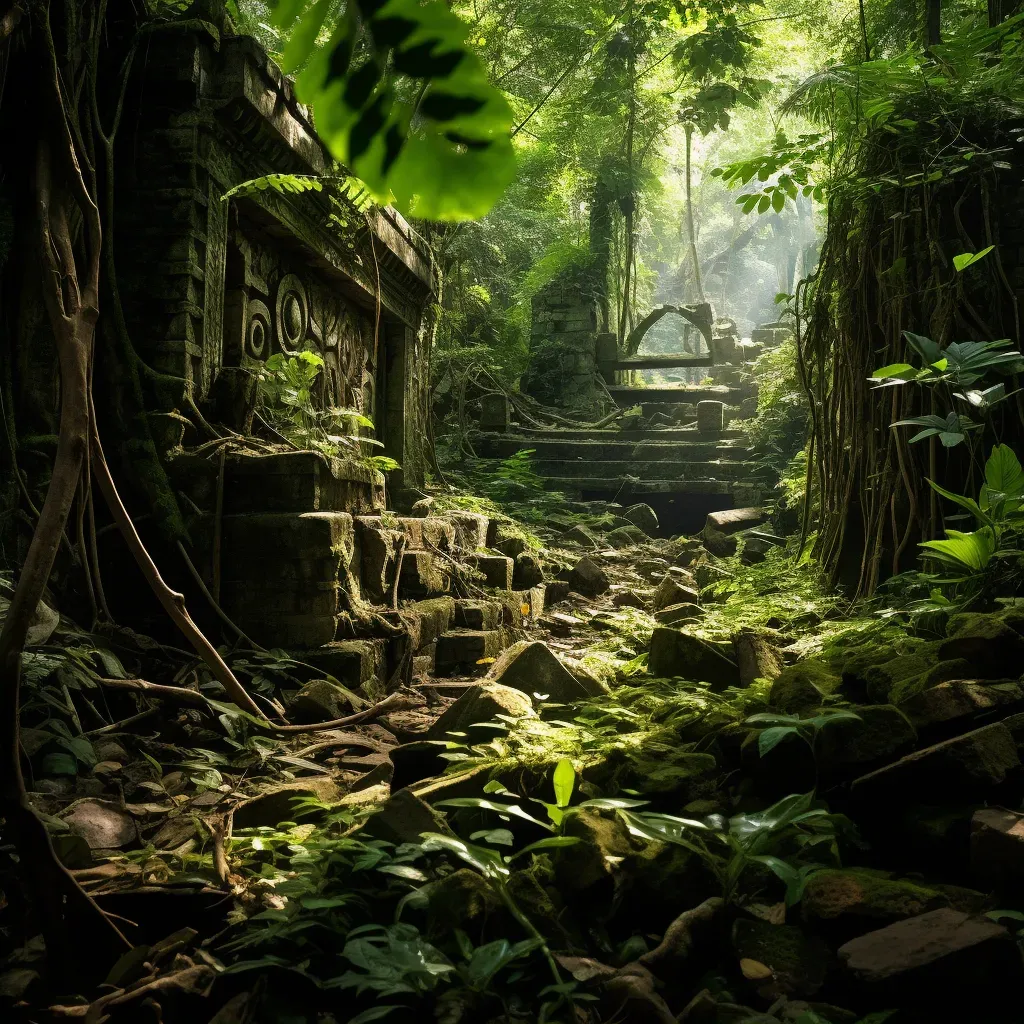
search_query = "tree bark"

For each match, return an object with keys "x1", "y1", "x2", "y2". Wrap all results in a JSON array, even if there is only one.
[
  {"x1": 0, "y1": 135, "x2": 130, "y2": 981},
  {"x1": 684, "y1": 124, "x2": 705, "y2": 303},
  {"x1": 925, "y1": 0, "x2": 942, "y2": 46}
]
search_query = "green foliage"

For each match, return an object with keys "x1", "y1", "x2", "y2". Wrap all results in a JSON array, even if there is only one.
[
  {"x1": 746, "y1": 709, "x2": 862, "y2": 759},
  {"x1": 258, "y1": 351, "x2": 395, "y2": 470},
  {"x1": 953, "y1": 245, "x2": 994, "y2": 272},
  {"x1": 274, "y1": 0, "x2": 515, "y2": 220},
  {"x1": 221, "y1": 173, "x2": 323, "y2": 201},
  {"x1": 621, "y1": 791, "x2": 851, "y2": 906}
]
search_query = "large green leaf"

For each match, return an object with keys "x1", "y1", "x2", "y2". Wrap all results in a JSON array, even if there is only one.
[
  {"x1": 926, "y1": 478, "x2": 991, "y2": 527},
  {"x1": 278, "y1": 0, "x2": 515, "y2": 220},
  {"x1": 552, "y1": 758, "x2": 575, "y2": 809},
  {"x1": 982, "y1": 445, "x2": 1024, "y2": 513},
  {"x1": 952, "y1": 245, "x2": 994, "y2": 271},
  {"x1": 919, "y1": 528, "x2": 996, "y2": 571}
]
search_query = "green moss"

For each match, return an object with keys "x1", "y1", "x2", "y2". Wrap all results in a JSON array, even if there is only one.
[
  {"x1": 801, "y1": 868, "x2": 954, "y2": 924},
  {"x1": 426, "y1": 868, "x2": 500, "y2": 932},
  {"x1": 769, "y1": 660, "x2": 840, "y2": 712}
]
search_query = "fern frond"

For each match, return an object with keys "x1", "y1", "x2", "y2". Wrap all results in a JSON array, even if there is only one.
[{"x1": 221, "y1": 174, "x2": 323, "y2": 202}]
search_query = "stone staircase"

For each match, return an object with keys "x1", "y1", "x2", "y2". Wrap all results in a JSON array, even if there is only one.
[
  {"x1": 472, "y1": 322, "x2": 793, "y2": 533},
  {"x1": 166, "y1": 448, "x2": 540, "y2": 683}
]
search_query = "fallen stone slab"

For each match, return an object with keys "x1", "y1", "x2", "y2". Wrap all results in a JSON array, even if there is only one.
[
  {"x1": 623, "y1": 503, "x2": 659, "y2": 536},
  {"x1": 837, "y1": 908, "x2": 1021, "y2": 1005},
  {"x1": 701, "y1": 507, "x2": 767, "y2": 557},
  {"x1": 971, "y1": 806, "x2": 1024, "y2": 896},
  {"x1": 898, "y1": 679, "x2": 1024, "y2": 735},
  {"x1": 363, "y1": 789, "x2": 452, "y2": 845},
  {"x1": 486, "y1": 640, "x2": 605, "y2": 702},
  {"x1": 651, "y1": 574, "x2": 700, "y2": 611},
  {"x1": 851, "y1": 722, "x2": 1020, "y2": 802},
  {"x1": 61, "y1": 799, "x2": 136, "y2": 850},
  {"x1": 426, "y1": 683, "x2": 534, "y2": 740},
  {"x1": 654, "y1": 602, "x2": 703, "y2": 625},
  {"x1": 648, "y1": 627, "x2": 739, "y2": 688},
  {"x1": 568, "y1": 556, "x2": 609, "y2": 597}
]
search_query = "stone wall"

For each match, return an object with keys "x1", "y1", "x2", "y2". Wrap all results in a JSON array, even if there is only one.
[
  {"x1": 521, "y1": 263, "x2": 607, "y2": 413},
  {"x1": 116, "y1": 25, "x2": 435, "y2": 491}
]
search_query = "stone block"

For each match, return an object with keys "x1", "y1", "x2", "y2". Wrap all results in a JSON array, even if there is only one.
[
  {"x1": 353, "y1": 517, "x2": 404, "y2": 604},
  {"x1": 971, "y1": 806, "x2": 1024, "y2": 894},
  {"x1": 696, "y1": 400, "x2": 724, "y2": 435},
  {"x1": 446, "y1": 511, "x2": 490, "y2": 551},
  {"x1": 654, "y1": 602, "x2": 703, "y2": 625},
  {"x1": 401, "y1": 597, "x2": 456, "y2": 652},
  {"x1": 568, "y1": 556, "x2": 609, "y2": 596},
  {"x1": 651, "y1": 574, "x2": 699, "y2": 611},
  {"x1": 435, "y1": 629, "x2": 509, "y2": 673},
  {"x1": 287, "y1": 679, "x2": 360, "y2": 723},
  {"x1": 512, "y1": 552, "x2": 544, "y2": 589},
  {"x1": 479, "y1": 393, "x2": 510, "y2": 431},
  {"x1": 427, "y1": 683, "x2": 534, "y2": 740},
  {"x1": 852, "y1": 722, "x2": 1020, "y2": 802},
  {"x1": 702, "y1": 506, "x2": 767, "y2": 557},
  {"x1": 486, "y1": 640, "x2": 605, "y2": 703},
  {"x1": 648, "y1": 627, "x2": 739, "y2": 688},
  {"x1": 296, "y1": 639, "x2": 386, "y2": 688},
  {"x1": 399, "y1": 550, "x2": 451, "y2": 599},
  {"x1": 623, "y1": 503, "x2": 659, "y2": 536},
  {"x1": 453, "y1": 599, "x2": 503, "y2": 631},
  {"x1": 220, "y1": 512, "x2": 354, "y2": 587},
  {"x1": 468, "y1": 554, "x2": 514, "y2": 590},
  {"x1": 837, "y1": 909, "x2": 1021, "y2": 1006},
  {"x1": 898, "y1": 679, "x2": 1024, "y2": 733}
]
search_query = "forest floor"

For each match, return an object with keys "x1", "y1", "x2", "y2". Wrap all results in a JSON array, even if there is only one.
[{"x1": 3, "y1": 497, "x2": 1024, "y2": 1024}]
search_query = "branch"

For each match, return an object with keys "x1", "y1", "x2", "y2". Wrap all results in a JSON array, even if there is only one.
[{"x1": 89, "y1": 420, "x2": 269, "y2": 721}]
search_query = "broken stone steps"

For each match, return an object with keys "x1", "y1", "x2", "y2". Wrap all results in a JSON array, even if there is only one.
[
  {"x1": 530, "y1": 459, "x2": 772, "y2": 482},
  {"x1": 434, "y1": 628, "x2": 523, "y2": 674},
  {"x1": 607, "y1": 383, "x2": 754, "y2": 407},
  {"x1": 485, "y1": 426, "x2": 748, "y2": 443},
  {"x1": 476, "y1": 436, "x2": 752, "y2": 461},
  {"x1": 540, "y1": 477, "x2": 772, "y2": 497},
  {"x1": 170, "y1": 449, "x2": 385, "y2": 515}
]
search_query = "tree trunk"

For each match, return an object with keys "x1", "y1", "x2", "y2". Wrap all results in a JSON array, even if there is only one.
[
  {"x1": 685, "y1": 125, "x2": 705, "y2": 303},
  {"x1": 0, "y1": 136, "x2": 130, "y2": 981},
  {"x1": 925, "y1": 0, "x2": 942, "y2": 46}
]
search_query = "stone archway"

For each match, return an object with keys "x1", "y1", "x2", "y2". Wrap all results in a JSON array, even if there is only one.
[{"x1": 623, "y1": 302, "x2": 715, "y2": 358}]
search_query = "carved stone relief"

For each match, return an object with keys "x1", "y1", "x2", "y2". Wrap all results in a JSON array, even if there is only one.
[{"x1": 227, "y1": 229, "x2": 377, "y2": 419}]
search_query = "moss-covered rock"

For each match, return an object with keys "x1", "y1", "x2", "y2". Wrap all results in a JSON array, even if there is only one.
[
  {"x1": 555, "y1": 809, "x2": 634, "y2": 893},
  {"x1": 816, "y1": 705, "x2": 917, "y2": 777},
  {"x1": 585, "y1": 729, "x2": 718, "y2": 800},
  {"x1": 648, "y1": 627, "x2": 739, "y2": 688},
  {"x1": 769, "y1": 661, "x2": 841, "y2": 713},
  {"x1": 732, "y1": 918, "x2": 832, "y2": 997},
  {"x1": 426, "y1": 868, "x2": 500, "y2": 932},
  {"x1": 803, "y1": 869, "x2": 950, "y2": 927},
  {"x1": 940, "y1": 613, "x2": 1024, "y2": 678}
]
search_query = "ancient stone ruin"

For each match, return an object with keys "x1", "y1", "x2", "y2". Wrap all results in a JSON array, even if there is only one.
[
  {"x1": 486, "y1": 261, "x2": 791, "y2": 532},
  {"x1": 81, "y1": 22, "x2": 542, "y2": 669}
]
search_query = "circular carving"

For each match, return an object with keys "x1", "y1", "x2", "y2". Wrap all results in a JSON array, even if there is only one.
[
  {"x1": 245, "y1": 299, "x2": 272, "y2": 358},
  {"x1": 275, "y1": 274, "x2": 309, "y2": 352}
]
